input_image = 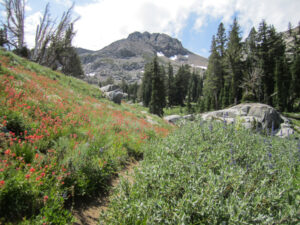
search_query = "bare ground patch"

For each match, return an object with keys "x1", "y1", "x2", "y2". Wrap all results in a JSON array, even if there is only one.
[{"x1": 72, "y1": 160, "x2": 139, "y2": 225}]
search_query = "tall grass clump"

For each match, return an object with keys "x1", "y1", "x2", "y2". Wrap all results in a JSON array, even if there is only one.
[{"x1": 101, "y1": 119, "x2": 300, "y2": 224}]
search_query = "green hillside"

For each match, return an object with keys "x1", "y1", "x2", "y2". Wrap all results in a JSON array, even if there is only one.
[{"x1": 0, "y1": 49, "x2": 172, "y2": 224}]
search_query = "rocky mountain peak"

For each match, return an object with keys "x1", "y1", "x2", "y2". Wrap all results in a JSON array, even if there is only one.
[
  {"x1": 77, "y1": 31, "x2": 208, "y2": 84},
  {"x1": 127, "y1": 31, "x2": 151, "y2": 41},
  {"x1": 127, "y1": 31, "x2": 187, "y2": 57}
]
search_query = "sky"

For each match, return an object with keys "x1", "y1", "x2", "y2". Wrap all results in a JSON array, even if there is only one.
[{"x1": 1, "y1": 0, "x2": 300, "y2": 58}]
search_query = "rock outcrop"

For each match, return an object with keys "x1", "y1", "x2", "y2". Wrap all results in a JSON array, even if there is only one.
[
  {"x1": 164, "y1": 103, "x2": 295, "y2": 137},
  {"x1": 100, "y1": 84, "x2": 127, "y2": 104}
]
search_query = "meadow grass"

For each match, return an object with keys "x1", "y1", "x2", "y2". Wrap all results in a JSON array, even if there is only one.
[{"x1": 101, "y1": 120, "x2": 300, "y2": 224}]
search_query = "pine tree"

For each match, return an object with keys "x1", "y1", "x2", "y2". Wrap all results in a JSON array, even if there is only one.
[
  {"x1": 290, "y1": 54, "x2": 300, "y2": 111},
  {"x1": 203, "y1": 36, "x2": 222, "y2": 109},
  {"x1": 149, "y1": 57, "x2": 166, "y2": 116},
  {"x1": 197, "y1": 97, "x2": 205, "y2": 113},
  {"x1": 274, "y1": 57, "x2": 289, "y2": 111},
  {"x1": 243, "y1": 27, "x2": 263, "y2": 102},
  {"x1": 0, "y1": 27, "x2": 8, "y2": 47},
  {"x1": 190, "y1": 71, "x2": 200, "y2": 102},
  {"x1": 215, "y1": 23, "x2": 227, "y2": 106},
  {"x1": 226, "y1": 18, "x2": 243, "y2": 105},
  {"x1": 174, "y1": 65, "x2": 191, "y2": 106},
  {"x1": 257, "y1": 21, "x2": 277, "y2": 105},
  {"x1": 288, "y1": 22, "x2": 292, "y2": 36},
  {"x1": 186, "y1": 79, "x2": 193, "y2": 113},
  {"x1": 204, "y1": 95, "x2": 212, "y2": 111},
  {"x1": 128, "y1": 82, "x2": 139, "y2": 103},
  {"x1": 167, "y1": 63, "x2": 176, "y2": 106},
  {"x1": 216, "y1": 23, "x2": 227, "y2": 58},
  {"x1": 141, "y1": 62, "x2": 152, "y2": 107}
]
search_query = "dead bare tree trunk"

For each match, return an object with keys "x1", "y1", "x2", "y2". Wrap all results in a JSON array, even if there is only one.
[
  {"x1": 3, "y1": 0, "x2": 25, "y2": 49},
  {"x1": 31, "y1": 3, "x2": 54, "y2": 63}
]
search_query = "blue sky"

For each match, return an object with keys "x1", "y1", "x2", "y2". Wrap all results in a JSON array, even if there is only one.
[{"x1": 1, "y1": 0, "x2": 300, "y2": 58}]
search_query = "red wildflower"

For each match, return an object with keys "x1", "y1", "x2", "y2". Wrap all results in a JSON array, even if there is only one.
[
  {"x1": 43, "y1": 195, "x2": 49, "y2": 202},
  {"x1": 0, "y1": 180, "x2": 5, "y2": 187},
  {"x1": 30, "y1": 167, "x2": 35, "y2": 172},
  {"x1": 25, "y1": 174, "x2": 30, "y2": 179},
  {"x1": 4, "y1": 149, "x2": 11, "y2": 155}
]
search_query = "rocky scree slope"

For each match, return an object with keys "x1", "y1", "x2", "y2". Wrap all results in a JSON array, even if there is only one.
[{"x1": 77, "y1": 31, "x2": 208, "y2": 84}]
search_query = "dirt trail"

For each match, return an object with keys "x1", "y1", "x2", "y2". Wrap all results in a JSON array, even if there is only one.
[{"x1": 73, "y1": 160, "x2": 139, "y2": 225}]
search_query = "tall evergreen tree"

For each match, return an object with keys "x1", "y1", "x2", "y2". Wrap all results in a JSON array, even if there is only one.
[
  {"x1": 167, "y1": 62, "x2": 176, "y2": 106},
  {"x1": 242, "y1": 27, "x2": 264, "y2": 102},
  {"x1": 274, "y1": 57, "x2": 289, "y2": 111},
  {"x1": 0, "y1": 27, "x2": 8, "y2": 47},
  {"x1": 128, "y1": 82, "x2": 139, "y2": 103},
  {"x1": 174, "y1": 65, "x2": 191, "y2": 106},
  {"x1": 149, "y1": 57, "x2": 166, "y2": 116},
  {"x1": 290, "y1": 53, "x2": 300, "y2": 111},
  {"x1": 141, "y1": 62, "x2": 153, "y2": 107},
  {"x1": 186, "y1": 78, "x2": 193, "y2": 113},
  {"x1": 203, "y1": 35, "x2": 222, "y2": 109},
  {"x1": 216, "y1": 23, "x2": 227, "y2": 104},
  {"x1": 226, "y1": 18, "x2": 243, "y2": 105},
  {"x1": 190, "y1": 71, "x2": 200, "y2": 102},
  {"x1": 216, "y1": 23, "x2": 227, "y2": 58}
]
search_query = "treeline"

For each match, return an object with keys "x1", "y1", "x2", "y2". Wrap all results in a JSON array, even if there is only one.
[
  {"x1": 122, "y1": 57, "x2": 202, "y2": 116},
  {"x1": 138, "y1": 19, "x2": 300, "y2": 117},
  {"x1": 202, "y1": 19, "x2": 300, "y2": 112},
  {"x1": 143, "y1": 59, "x2": 205, "y2": 115},
  {"x1": 0, "y1": 0, "x2": 83, "y2": 78}
]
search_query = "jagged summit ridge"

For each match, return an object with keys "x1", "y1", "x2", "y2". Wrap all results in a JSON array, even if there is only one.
[
  {"x1": 127, "y1": 31, "x2": 188, "y2": 57},
  {"x1": 77, "y1": 31, "x2": 208, "y2": 84}
]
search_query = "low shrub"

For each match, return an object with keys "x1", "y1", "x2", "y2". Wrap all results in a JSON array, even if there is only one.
[{"x1": 101, "y1": 120, "x2": 300, "y2": 224}]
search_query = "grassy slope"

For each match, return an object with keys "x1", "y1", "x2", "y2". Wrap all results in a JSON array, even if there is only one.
[
  {"x1": 0, "y1": 50, "x2": 172, "y2": 224},
  {"x1": 101, "y1": 120, "x2": 300, "y2": 224}
]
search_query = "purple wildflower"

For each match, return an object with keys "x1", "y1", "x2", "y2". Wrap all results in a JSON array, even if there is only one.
[
  {"x1": 209, "y1": 123, "x2": 213, "y2": 132},
  {"x1": 271, "y1": 121, "x2": 275, "y2": 136}
]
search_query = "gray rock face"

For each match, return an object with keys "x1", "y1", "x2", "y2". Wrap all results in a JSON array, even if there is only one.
[
  {"x1": 107, "y1": 91, "x2": 123, "y2": 104},
  {"x1": 100, "y1": 84, "x2": 126, "y2": 104},
  {"x1": 164, "y1": 115, "x2": 182, "y2": 124},
  {"x1": 77, "y1": 31, "x2": 208, "y2": 85},
  {"x1": 100, "y1": 84, "x2": 119, "y2": 92},
  {"x1": 199, "y1": 103, "x2": 294, "y2": 137}
]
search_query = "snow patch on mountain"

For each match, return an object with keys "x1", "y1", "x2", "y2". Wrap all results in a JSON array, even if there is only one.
[
  {"x1": 170, "y1": 55, "x2": 178, "y2": 61},
  {"x1": 87, "y1": 72, "x2": 96, "y2": 77},
  {"x1": 157, "y1": 52, "x2": 165, "y2": 57},
  {"x1": 191, "y1": 64, "x2": 207, "y2": 70}
]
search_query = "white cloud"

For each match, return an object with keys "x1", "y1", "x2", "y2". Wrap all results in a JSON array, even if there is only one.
[
  {"x1": 73, "y1": 0, "x2": 197, "y2": 50},
  {"x1": 24, "y1": 11, "x2": 42, "y2": 48},
  {"x1": 54, "y1": 0, "x2": 73, "y2": 7},
  {"x1": 73, "y1": 0, "x2": 300, "y2": 51},
  {"x1": 235, "y1": 0, "x2": 300, "y2": 38},
  {"x1": 25, "y1": 5, "x2": 32, "y2": 12}
]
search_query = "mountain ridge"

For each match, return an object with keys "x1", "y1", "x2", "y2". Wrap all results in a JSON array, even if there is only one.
[{"x1": 77, "y1": 31, "x2": 208, "y2": 84}]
